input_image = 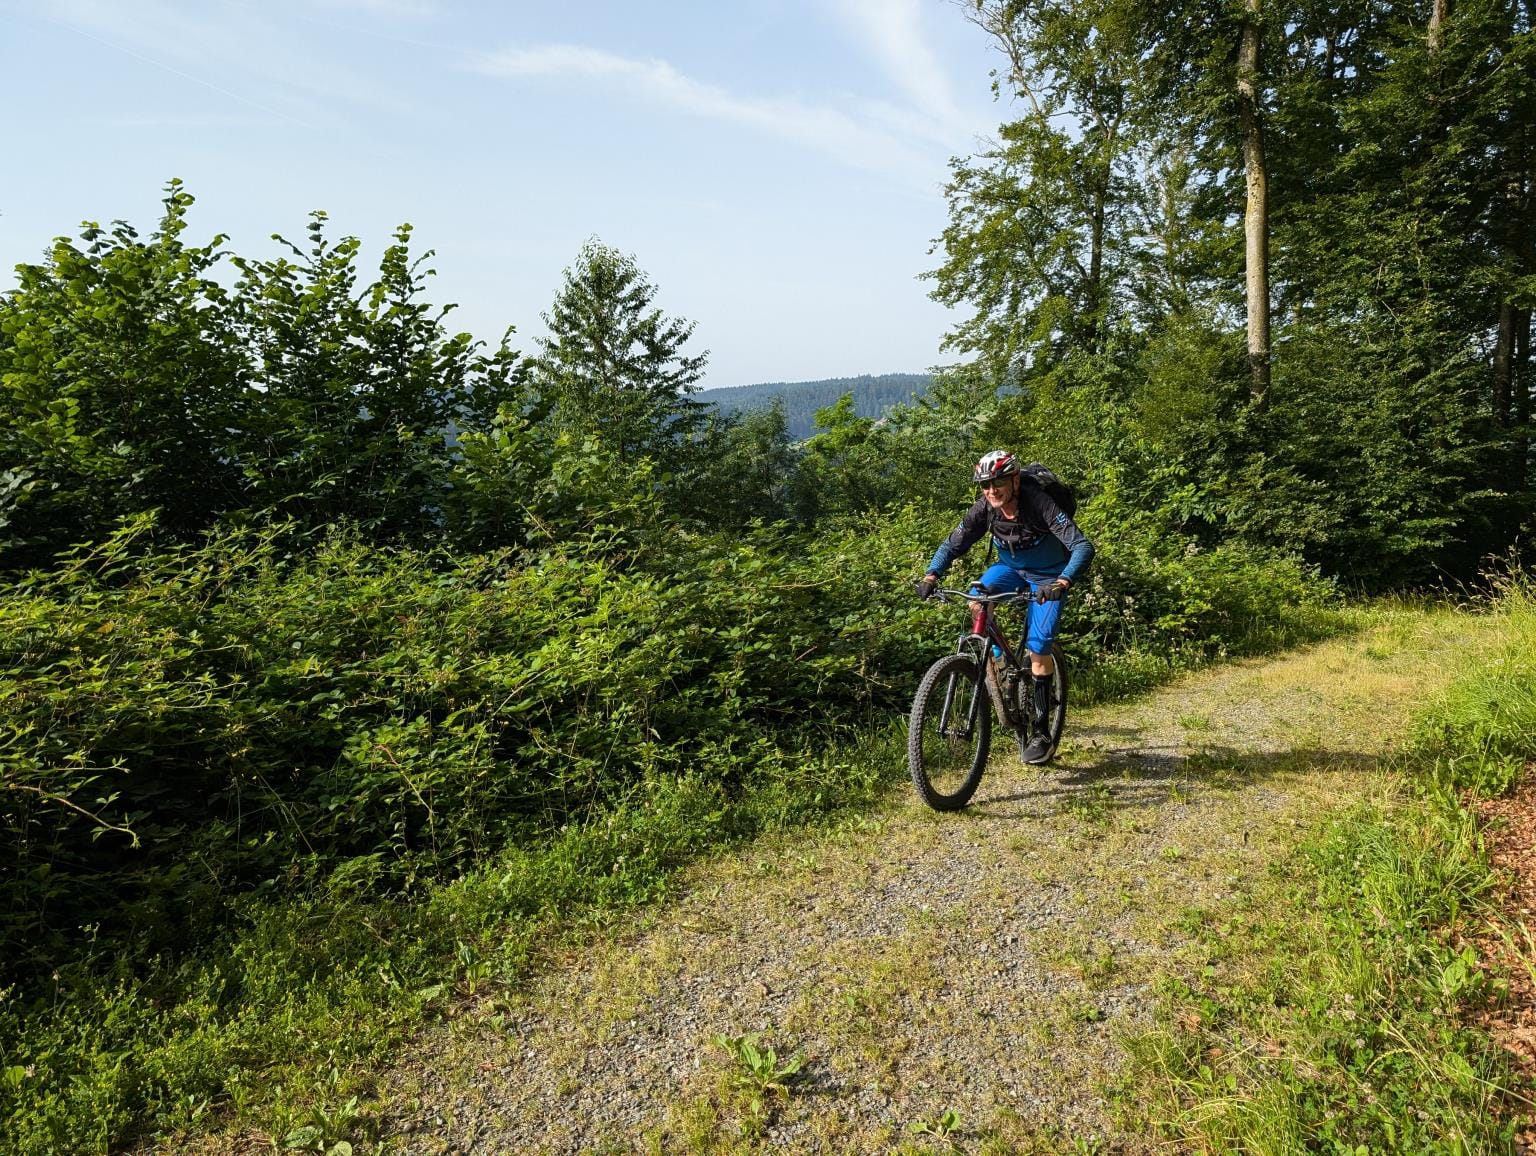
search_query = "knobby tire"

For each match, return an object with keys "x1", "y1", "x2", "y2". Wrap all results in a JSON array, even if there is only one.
[
  {"x1": 909, "y1": 653, "x2": 991, "y2": 811},
  {"x1": 1044, "y1": 644, "x2": 1069, "y2": 756}
]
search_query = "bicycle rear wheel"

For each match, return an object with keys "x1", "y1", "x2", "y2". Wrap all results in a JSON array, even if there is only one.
[
  {"x1": 1010, "y1": 645, "x2": 1070, "y2": 762},
  {"x1": 909, "y1": 653, "x2": 992, "y2": 811},
  {"x1": 1043, "y1": 644, "x2": 1069, "y2": 756}
]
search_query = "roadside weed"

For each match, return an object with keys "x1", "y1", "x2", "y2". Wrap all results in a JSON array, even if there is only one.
[
  {"x1": 1063, "y1": 782, "x2": 1114, "y2": 825},
  {"x1": 707, "y1": 1030, "x2": 807, "y2": 1139},
  {"x1": 272, "y1": 1073, "x2": 372, "y2": 1154},
  {"x1": 1050, "y1": 937, "x2": 1119, "y2": 989},
  {"x1": 908, "y1": 1106, "x2": 962, "y2": 1143},
  {"x1": 456, "y1": 941, "x2": 493, "y2": 996},
  {"x1": 714, "y1": 1030, "x2": 806, "y2": 1103}
]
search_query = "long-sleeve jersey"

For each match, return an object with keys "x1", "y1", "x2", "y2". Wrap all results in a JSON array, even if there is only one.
[{"x1": 927, "y1": 483, "x2": 1095, "y2": 584}]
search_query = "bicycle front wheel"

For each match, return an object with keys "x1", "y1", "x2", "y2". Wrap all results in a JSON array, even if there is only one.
[{"x1": 909, "y1": 653, "x2": 992, "y2": 811}]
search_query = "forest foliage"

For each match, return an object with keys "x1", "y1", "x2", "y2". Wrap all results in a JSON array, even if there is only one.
[
  {"x1": 0, "y1": 188, "x2": 1332, "y2": 1149},
  {"x1": 0, "y1": 0, "x2": 1532, "y2": 1143}
]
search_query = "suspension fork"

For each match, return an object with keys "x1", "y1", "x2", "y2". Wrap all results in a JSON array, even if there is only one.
[
  {"x1": 937, "y1": 654, "x2": 960, "y2": 733},
  {"x1": 942, "y1": 621, "x2": 995, "y2": 737},
  {"x1": 939, "y1": 657, "x2": 989, "y2": 738}
]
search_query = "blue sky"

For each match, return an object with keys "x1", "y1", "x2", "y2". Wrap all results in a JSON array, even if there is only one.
[{"x1": 1, "y1": 1, "x2": 1007, "y2": 387}]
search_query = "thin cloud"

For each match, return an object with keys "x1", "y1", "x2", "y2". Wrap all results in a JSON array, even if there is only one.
[
  {"x1": 94, "y1": 114, "x2": 284, "y2": 128},
  {"x1": 833, "y1": 0, "x2": 970, "y2": 139},
  {"x1": 473, "y1": 43, "x2": 937, "y2": 185},
  {"x1": 34, "y1": 0, "x2": 417, "y2": 125},
  {"x1": 312, "y1": 0, "x2": 437, "y2": 16}
]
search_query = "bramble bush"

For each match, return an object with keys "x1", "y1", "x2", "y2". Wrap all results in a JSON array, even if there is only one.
[{"x1": 0, "y1": 514, "x2": 913, "y2": 973}]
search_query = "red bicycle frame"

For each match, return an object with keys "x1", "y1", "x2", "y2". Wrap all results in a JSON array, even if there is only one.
[{"x1": 967, "y1": 599, "x2": 1022, "y2": 667}]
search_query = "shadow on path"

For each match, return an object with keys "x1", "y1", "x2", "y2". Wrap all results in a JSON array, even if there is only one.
[{"x1": 968, "y1": 743, "x2": 1384, "y2": 821}]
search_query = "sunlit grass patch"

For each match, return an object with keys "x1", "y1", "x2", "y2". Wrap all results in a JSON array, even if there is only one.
[
  {"x1": 1413, "y1": 571, "x2": 1536, "y2": 798},
  {"x1": 1129, "y1": 790, "x2": 1519, "y2": 1151},
  {"x1": 1126, "y1": 580, "x2": 1536, "y2": 1150}
]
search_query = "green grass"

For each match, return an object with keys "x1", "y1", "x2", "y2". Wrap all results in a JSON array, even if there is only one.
[
  {"x1": 1412, "y1": 570, "x2": 1536, "y2": 796},
  {"x1": 1127, "y1": 574, "x2": 1536, "y2": 1151}
]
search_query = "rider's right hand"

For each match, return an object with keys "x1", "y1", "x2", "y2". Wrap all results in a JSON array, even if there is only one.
[{"x1": 915, "y1": 574, "x2": 938, "y2": 600}]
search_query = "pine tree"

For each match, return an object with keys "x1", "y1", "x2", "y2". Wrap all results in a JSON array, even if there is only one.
[{"x1": 533, "y1": 239, "x2": 708, "y2": 467}]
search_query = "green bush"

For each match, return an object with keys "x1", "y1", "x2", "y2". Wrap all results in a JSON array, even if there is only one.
[
  {"x1": 0, "y1": 510, "x2": 936, "y2": 968},
  {"x1": 1, "y1": 505, "x2": 1342, "y2": 977}
]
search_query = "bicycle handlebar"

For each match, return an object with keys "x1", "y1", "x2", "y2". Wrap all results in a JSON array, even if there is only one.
[{"x1": 929, "y1": 587, "x2": 1033, "y2": 606}]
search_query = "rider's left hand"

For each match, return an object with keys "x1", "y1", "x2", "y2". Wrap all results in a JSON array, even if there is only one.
[{"x1": 1036, "y1": 579, "x2": 1070, "y2": 603}]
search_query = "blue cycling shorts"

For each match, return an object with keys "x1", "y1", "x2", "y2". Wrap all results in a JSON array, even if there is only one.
[{"x1": 971, "y1": 562, "x2": 1066, "y2": 656}]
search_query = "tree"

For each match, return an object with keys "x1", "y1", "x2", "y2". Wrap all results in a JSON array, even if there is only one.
[
  {"x1": 692, "y1": 400, "x2": 801, "y2": 527},
  {"x1": 229, "y1": 215, "x2": 524, "y2": 541},
  {"x1": 791, "y1": 393, "x2": 893, "y2": 521},
  {"x1": 931, "y1": 0, "x2": 1535, "y2": 584},
  {"x1": 0, "y1": 185, "x2": 531, "y2": 564},
  {"x1": 532, "y1": 239, "x2": 708, "y2": 468},
  {"x1": 931, "y1": 0, "x2": 1149, "y2": 386},
  {"x1": 0, "y1": 181, "x2": 246, "y2": 565},
  {"x1": 1236, "y1": 0, "x2": 1271, "y2": 404}
]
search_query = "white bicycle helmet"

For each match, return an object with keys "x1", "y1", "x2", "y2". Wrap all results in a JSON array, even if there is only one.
[{"x1": 973, "y1": 450, "x2": 1020, "y2": 484}]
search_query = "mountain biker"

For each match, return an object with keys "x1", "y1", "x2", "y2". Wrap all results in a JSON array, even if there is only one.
[{"x1": 916, "y1": 450, "x2": 1095, "y2": 764}]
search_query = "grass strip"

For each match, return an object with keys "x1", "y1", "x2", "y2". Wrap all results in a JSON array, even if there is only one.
[{"x1": 1129, "y1": 575, "x2": 1536, "y2": 1151}]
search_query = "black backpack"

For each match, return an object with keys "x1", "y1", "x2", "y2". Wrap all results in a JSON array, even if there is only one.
[{"x1": 1019, "y1": 462, "x2": 1077, "y2": 517}]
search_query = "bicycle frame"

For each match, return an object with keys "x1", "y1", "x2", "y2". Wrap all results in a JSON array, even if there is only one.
[
  {"x1": 960, "y1": 602, "x2": 1018, "y2": 665},
  {"x1": 951, "y1": 591, "x2": 1028, "y2": 669},
  {"x1": 930, "y1": 588, "x2": 1031, "y2": 738}
]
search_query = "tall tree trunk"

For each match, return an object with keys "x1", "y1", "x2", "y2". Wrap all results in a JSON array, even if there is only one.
[
  {"x1": 1089, "y1": 180, "x2": 1106, "y2": 354},
  {"x1": 1495, "y1": 303, "x2": 1515, "y2": 424},
  {"x1": 1520, "y1": 312, "x2": 1533, "y2": 416},
  {"x1": 1517, "y1": 308, "x2": 1531, "y2": 487},
  {"x1": 1428, "y1": 0, "x2": 1448, "y2": 51},
  {"x1": 1237, "y1": 0, "x2": 1271, "y2": 405},
  {"x1": 1086, "y1": 108, "x2": 1122, "y2": 357},
  {"x1": 1516, "y1": 117, "x2": 1533, "y2": 486},
  {"x1": 1494, "y1": 20, "x2": 1532, "y2": 443},
  {"x1": 1517, "y1": 71, "x2": 1533, "y2": 490}
]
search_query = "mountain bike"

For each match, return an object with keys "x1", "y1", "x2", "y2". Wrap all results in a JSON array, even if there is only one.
[{"x1": 908, "y1": 587, "x2": 1069, "y2": 811}]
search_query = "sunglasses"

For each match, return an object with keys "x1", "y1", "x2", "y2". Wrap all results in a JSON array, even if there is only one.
[{"x1": 979, "y1": 478, "x2": 1010, "y2": 491}]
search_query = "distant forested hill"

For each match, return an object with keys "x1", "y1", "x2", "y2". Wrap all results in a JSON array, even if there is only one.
[{"x1": 698, "y1": 373, "x2": 931, "y2": 440}]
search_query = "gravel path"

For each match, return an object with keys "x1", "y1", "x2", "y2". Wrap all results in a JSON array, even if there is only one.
[{"x1": 372, "y1": 609, "x2": 1485, "y2": 1154}]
